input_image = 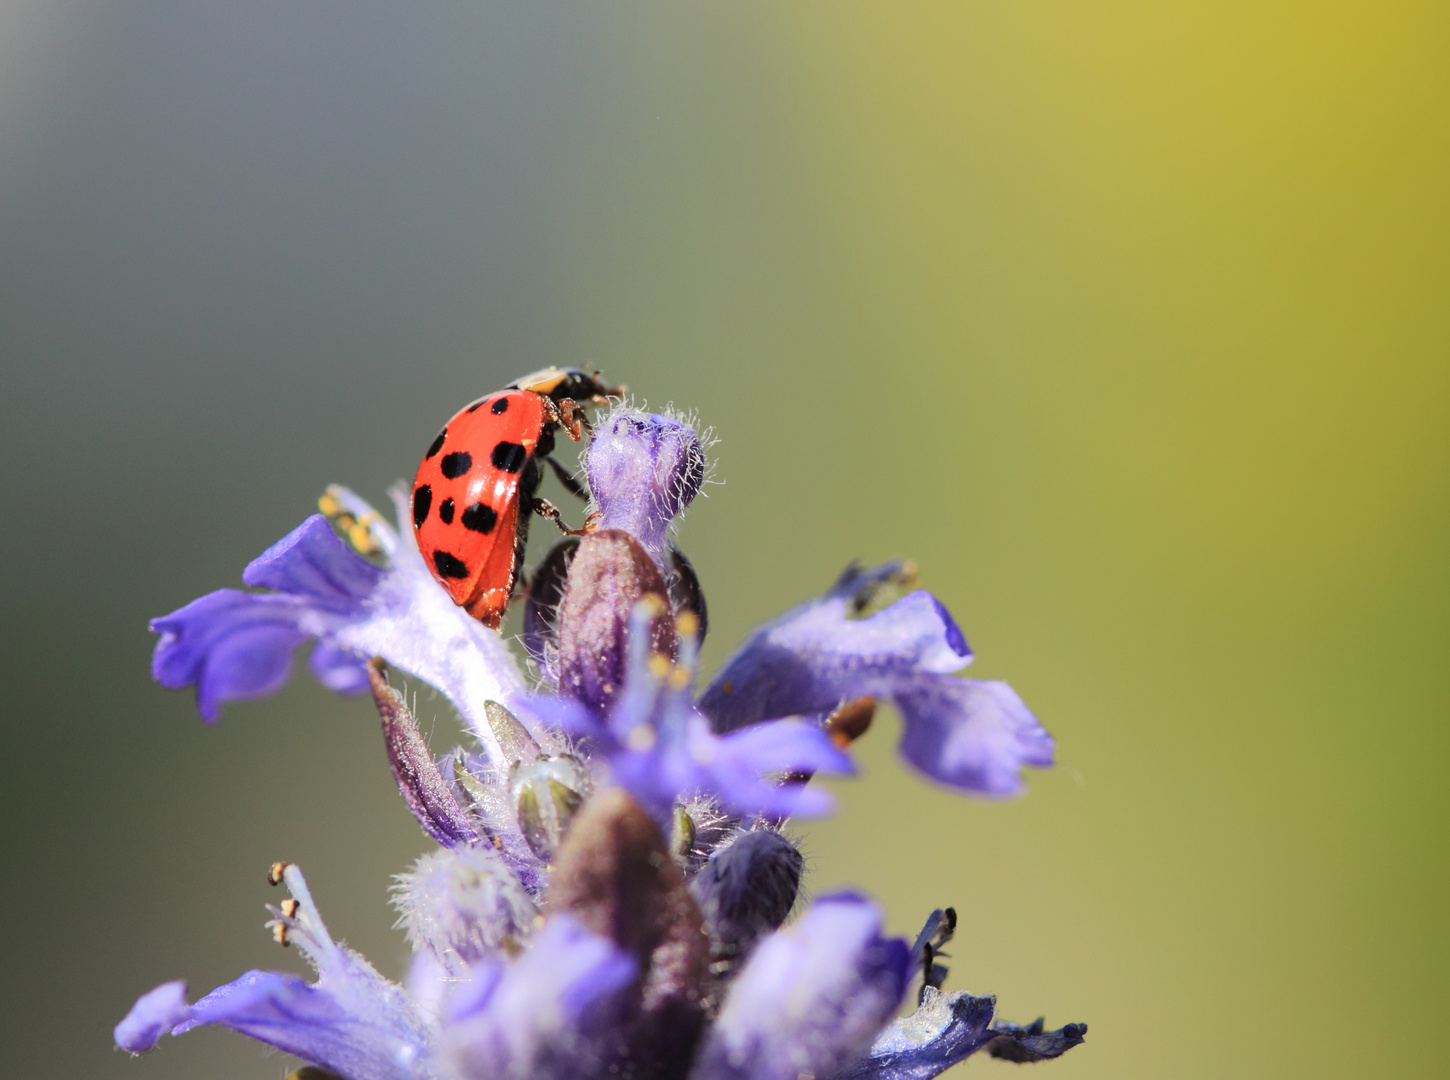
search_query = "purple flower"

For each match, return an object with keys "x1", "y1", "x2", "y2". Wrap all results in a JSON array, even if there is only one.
[
  {"x1": 697, "y1": 562, "x2": 1055, "y2": 797},
  {"x1": 117, "y1": 863, "x2": 435, "y2": 1079},
  {"x1": 150, "y1": 487, "x2": 529, "y2": 761},
  {"x1": 123, "y1": 400, "x2": 1083, "y2": 1078},
  {"x1": 531, "y1": 594, "x2": 854, "y2": 825},
  {"x1": 691, "y1": 893, "x2": 911, "y2": 1080},
  {"x1": 438, "y1": 915, "x2": 639, "y2": 1080},
  {"x1": 113, "y1": 981, "x2": 190, "y2": 1054}
]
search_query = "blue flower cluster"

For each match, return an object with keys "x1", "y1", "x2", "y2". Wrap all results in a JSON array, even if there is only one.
[{"x1": 118, "y1": 401, "x2": 1084, "y2": 1079}]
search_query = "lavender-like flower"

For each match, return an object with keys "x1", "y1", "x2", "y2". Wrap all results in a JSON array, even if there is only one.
[{"x1": 119, "y1": 399, "x2": 1084, "y2": 1079}]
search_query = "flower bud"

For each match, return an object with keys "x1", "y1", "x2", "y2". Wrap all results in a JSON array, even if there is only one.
[
  {"x1": 586, "y1": 410, "x2": 707, "y2": 569},
  {"x1": 394, "y1": 847, "x2": 541, "y2": 972},
  {"x1": 556, "y1": 530, "x2": 677, "y2": 712},
  {"x1": 690, "y1": 829, "x2": 804, "y2": 974},
  {"x1": 511, "y1": 754, "x2": 591, "y2": 863}
]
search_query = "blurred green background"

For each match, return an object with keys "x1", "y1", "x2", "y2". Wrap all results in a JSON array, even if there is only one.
[{"x1": 1, "y1": 3, "x2": 1445, "y2": 1078}]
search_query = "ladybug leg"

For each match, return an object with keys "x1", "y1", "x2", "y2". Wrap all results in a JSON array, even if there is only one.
[
  {"x1": 531, "y1": 497, "x2": 575, "y2": 536},
  {"x1": 545, "y1": 455, "x2": 590, "y2": 502},
  {"x1": 532, "y1": 497, "x2": 599, "y2": 536},
  {"x1": 555, "y1": 397, "x2": 594, "y2": 442}
]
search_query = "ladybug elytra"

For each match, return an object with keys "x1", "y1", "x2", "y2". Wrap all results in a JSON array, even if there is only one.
[{"x1": 411, "y1": 367, "x2": 623, "y2": 628}]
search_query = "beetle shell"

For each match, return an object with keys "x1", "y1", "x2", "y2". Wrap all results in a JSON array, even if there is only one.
[{"x1": 411, "y1": 389, "x2": 552, "y2": 628}]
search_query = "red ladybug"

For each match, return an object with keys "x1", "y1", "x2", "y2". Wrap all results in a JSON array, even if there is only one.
[{"x1": 412, "y1": 367, "x2": 622, "y2": 628}]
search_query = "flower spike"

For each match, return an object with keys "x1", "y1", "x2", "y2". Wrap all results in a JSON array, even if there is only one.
[{"x1": 128, "y1": 375, "x2": 1082, "y2": 1077}]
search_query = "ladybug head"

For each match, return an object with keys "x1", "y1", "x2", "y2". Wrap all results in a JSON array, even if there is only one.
[{"x1": 508, "y1": 366, "x2": 624, "y2": 405}]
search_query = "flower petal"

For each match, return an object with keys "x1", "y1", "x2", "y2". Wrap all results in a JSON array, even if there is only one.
[
  {"x1": 117, "y1": 870, "x2": 437, "y2": 1077},
  {"x1": 114, "y1": 980, "x2": 191, "y2": 1053},
  {"x1": 162, "y1": 863, "x2": 437, "y2": 1079},
  {"x1": 693, "y1": 893, "x2": 910, "y2": 1080},
  {"x1": 441, "y1": 915, "x2": 638, "y2": 1080},
  {"x1": 700, "y1": 719, "x2": 855, "y2": 819},
  {"x1": 894, "y1": 678, "x2": 1054, "y2": 796},
  {"x1": 564, "y1": 600, "x2": 856, "y2": 822},
  {"x1": 718, "y1": 718, "x2": 855, "y2": 777},
  {"x1": 834, "y1": 988, "x2": 998, "y2": 1080},
  {"x1": 176, "y1": 968, "x2": 434, "y2": 1080},
  {"x1": 241, "y1": 514, "x2": 383, "y2": 607},
  {"x1": 309, "y1": 640, "x2": 371, "y2": 694},
  {"x1": 149, "y1": 490, "x2": 529, "y2": 764},
  {"x1": 698, "y1": 586, "x2": 971, "y2": 731},
  {"x1": 333, "y1": 489, "x2": 529, "y2": 760},
  {"x1": 150, "y1": 590, "x2": 309, "y2": 721},
  {"x1": 696, "y1": 566, "x2": 1053, "y2": 797}
]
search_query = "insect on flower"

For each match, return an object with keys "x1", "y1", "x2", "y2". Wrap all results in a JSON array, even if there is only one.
[
  {"x1": 412, "y1": 367, "x2": 624, "y2": 628},
  {"x1": 124, "y1": 377, "x2": 1086, "y2": 1080}
]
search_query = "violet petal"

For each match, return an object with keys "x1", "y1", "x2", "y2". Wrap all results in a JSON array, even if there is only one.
[
  {"x1": 895, "y1": 677, "x2": 1054, "y2": 797},
  {"x1": 693, "y1": 892, "x2": 911, "y2": 1080},
  {"x1": 309, "y1": 640, "x2": 371, "y2": 694},
  {"x1": 149, "y1": 490, "x2": 528, "y2": 764},
  {"x1": 835, "y1": 988, "x2": 998, "y2": 1080},
  {"x1": 114, "y1": 980, "x2": 191, "y2": 1053},
  {"x1": 160, "y1": 862, "x2": 440, "y2": 1079},
  {"x1": 176, "y1": 969, "x2": 435, "y2": 1080},
  {"x1": 697, "y1": 567, "x2": 1053, "y2": 798},
  {"x1": 150, "y1": 590, "x2": 308, "y2": 722},
  {"x1": 441, "y1": 915, "x2": 638, "y2": 1080},
  {"x1": 241, "y1": 513, "x2": 383, "y2": 607},
  {"x1": 698, "y1": 588, "x2": 971, "y2": 730}
]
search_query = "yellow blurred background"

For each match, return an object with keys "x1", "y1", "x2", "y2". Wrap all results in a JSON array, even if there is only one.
[{"x1": 1, "y1": 4, "x2": 1444, "y2": 1078}]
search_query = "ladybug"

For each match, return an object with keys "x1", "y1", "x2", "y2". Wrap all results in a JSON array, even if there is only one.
[{"x1": 411, "y1": 367, "x2": 623, "y2": 628}]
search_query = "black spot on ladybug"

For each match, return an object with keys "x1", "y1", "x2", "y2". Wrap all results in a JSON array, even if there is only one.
[
  {"x1": 491, "y1": 441, "x2": 527, "y2": 473},
  {"x1": 491, "y1": 397, "x2": 509, "y2": 415},
  {"x1": 412, "y1": 485, "x2": 432, "y2": 527},
  {"x1": 439, "y1": 498, "x2": 455, "y2": 524},
  {"x1": 432, "y1": 550, "x2": 470, "y2": 579},
  {"x1": 440, "y1": 451, "x2": 473, "y2": 479},
  {"x1": 462, "y1": 502, "x2": 498, "y2": 534},
  {"x1": 466, "y1": 399, "x2": 486, "y2": 413},
  {"x1": 426, "y1": 430, "x2": 447, "y2": 459}
]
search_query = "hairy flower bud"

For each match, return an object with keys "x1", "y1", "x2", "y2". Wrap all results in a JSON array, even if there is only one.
[
  {"x1": 586, "y1": 409, "x2": 708, "y2": 570},
  {"x1": 691, "y1": 830, "x2": 804, "y2": 975},
  {"x1": 393, "y1": 846, "x2": 541, "y2": 971}
]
